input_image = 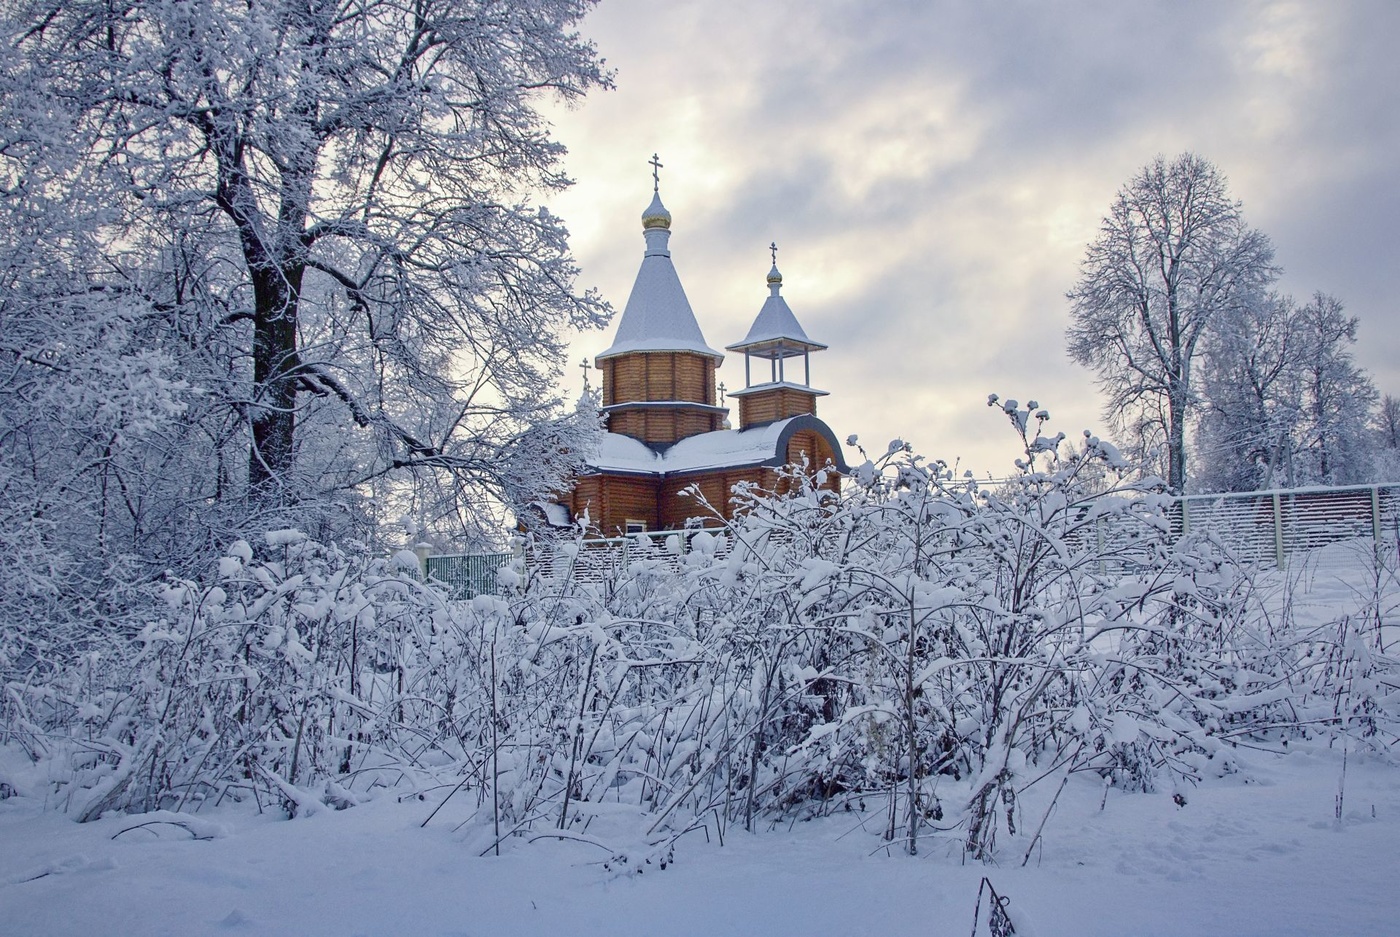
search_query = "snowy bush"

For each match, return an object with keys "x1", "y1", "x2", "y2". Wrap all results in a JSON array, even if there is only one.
[{"x1": 5, "y1": 400, "x2": 1399, "y2": 866}]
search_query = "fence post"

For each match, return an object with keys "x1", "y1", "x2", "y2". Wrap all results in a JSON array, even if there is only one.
[
  {"x1": 1373, "y1": 485, "x2": 1382, "y2": 543},
  {"x1": 413, "y1": 542, "x2": 432, "y2": 579},
  {"x1": 1272, "y1": 493, "x2": 1285, "y2": 568},
  {"x1": 1180, "y1": 498, "x2": 1190, "y2": 537},
  {"x1": 1095, "y1": 515, "x2": 1104, "y2": 576}
]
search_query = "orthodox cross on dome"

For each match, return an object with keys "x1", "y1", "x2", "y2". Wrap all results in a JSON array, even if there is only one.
[
  {"x1": 649, "y1": 153, "x2": 663, "y2": 192},
  {"x1": 579, "y1": 355, "x2": 592, "y2": 391},
  {"x1": 769, "y1": 241, "x2": 778, "y2": 265},
  {"x1": 718, "y1": 381, "x2": 727, "y2": 407}
]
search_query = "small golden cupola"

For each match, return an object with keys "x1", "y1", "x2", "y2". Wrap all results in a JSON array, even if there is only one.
[{"x1": 725, "y1": 244, "x2": 829, "y2": 429}]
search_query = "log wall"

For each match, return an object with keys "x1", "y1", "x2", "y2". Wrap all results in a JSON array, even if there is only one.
[
  {"x1": 660, "y1": 468, "x2": 766, "y2": 527},
  {"x1": 738, "y1": 388, "x2": 817, "y2": 428},
  {"x1": 568, "y1": 475, "x2": 661, "y2": 536},
  {"x1": 603, "y1": 352, "x2": 716, "y2": 406},
  {"x1": 606, "y1": 407, "x2": 722, "y2": 446}
]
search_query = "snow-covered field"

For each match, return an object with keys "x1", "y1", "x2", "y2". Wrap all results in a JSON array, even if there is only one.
[
  {"x1": 2, "y1": 741, "x2": 1396, "y2": 937},
  {"x1": 5, "y1": 537, "x2": 1399, "y2": 937}
]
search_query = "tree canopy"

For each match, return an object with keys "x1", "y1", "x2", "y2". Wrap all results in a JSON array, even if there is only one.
[
  {"x1": 0, "y1": 0, "x2": 612, "y2": 598},
  {"x1": 1066, "y1": 153, "x2": 1277, "y2": 492}
]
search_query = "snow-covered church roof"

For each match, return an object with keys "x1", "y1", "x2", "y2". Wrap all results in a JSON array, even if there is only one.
[
  {"x1": 727, "y1": 262, "x2": 826, "y2": 356},
  {"x1": 584, "y1": 415, "x2": 849, "y2": 477},
  {"x1": 595, "y1": 189, "x2": 723, "y2": 362}
]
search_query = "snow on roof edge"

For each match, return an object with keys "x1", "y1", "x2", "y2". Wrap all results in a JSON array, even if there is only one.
[
  {"x1": 595, "y1": 339, "x2": 725, "y2": 361},
  {"x1": 582, "y1": 417, "x2": 847, "y2": 477}
]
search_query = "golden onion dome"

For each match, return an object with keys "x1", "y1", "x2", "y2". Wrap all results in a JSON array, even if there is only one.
[{"x1": 641, "y1": 190, "x2": 672, "y2": 230}]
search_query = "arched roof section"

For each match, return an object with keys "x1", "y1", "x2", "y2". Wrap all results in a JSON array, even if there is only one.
[{"x1": 583, "y1": 415, "x2": 848, "y2": 478}]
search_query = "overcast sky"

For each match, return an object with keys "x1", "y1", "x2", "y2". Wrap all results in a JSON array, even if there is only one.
[{"x1": 543, "y1": 0, "x2": 1400, "y2": 476}]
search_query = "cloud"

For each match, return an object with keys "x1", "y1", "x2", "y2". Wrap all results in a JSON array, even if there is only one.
[{"x1": 545, "y1": 0, "x2": 1400, "y2": 474}]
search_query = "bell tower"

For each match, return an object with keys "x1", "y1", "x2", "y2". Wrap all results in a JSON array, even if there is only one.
[{"x1": 726, "y1": 245, "x2": 829, "y2": 429}]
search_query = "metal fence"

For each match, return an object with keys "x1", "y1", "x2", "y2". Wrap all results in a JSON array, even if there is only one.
[
  {"x1": 1172, "y1": 483, "x2": 1400, "y2": 567},
  {"x1": 423, "y1": 552, "x2": 512, "y2": 599}
]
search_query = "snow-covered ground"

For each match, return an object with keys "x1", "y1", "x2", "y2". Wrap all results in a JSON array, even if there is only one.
[
  {"x1": 2, "y1": 742, "x2": 1396, "y2": 937},
  {"x1": 5, "y1": 542, "x2": 1398, "y2": 937}
]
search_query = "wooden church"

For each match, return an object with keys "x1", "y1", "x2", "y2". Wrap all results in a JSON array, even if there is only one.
[{"x1": 552, "y1": 171, "x2": 848, "y2": 536}]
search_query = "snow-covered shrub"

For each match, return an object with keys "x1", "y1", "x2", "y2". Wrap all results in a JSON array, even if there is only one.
[
  {"x1": 6, "y1": 398, "x2": 1399, "y2": 867},
  {"x1": 695, "y1": 401, "x2": 1252, "y2": 857},
  {"x1": 4, "y1": 534, "x2": 464, "y2": 818}
]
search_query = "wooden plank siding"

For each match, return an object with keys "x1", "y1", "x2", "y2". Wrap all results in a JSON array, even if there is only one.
[
  {"x1": 603, "y1": 352, "x2": 716, "y2": 406},
  {"x1": 605, "y1": 407, "x2": 723, "y2": 446},
  {"x1": 569, "y1": 474, "x2": 662, "y2": 536},
  {"x1": 738, "y1": 387, "x2": 817, "y2": 428}
]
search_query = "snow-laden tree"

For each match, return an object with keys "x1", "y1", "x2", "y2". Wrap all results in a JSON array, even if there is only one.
[
  {"x1": 0, "y1": 51, "x2": 193, "y2": 639},
  {"x1": 1067, "y1": 153, "x2": 1277, "y2": 492},
  {"x1": 1291, "y1": 293, "x2": 1377, "y2": 486},
  {"x1": 4, "y1": 0, "x2": 611, "y2": 527},
  {"x1": 1195, "y1": 293, "x2": 1307, "y2": 492},
  {"x1": 1372, "y1": 394, "x2": 1400, "y2": 482},
  {"x1": 1377, "y1": 395, "x2": 1400, "y2": 450},
  {"x1": 1197, "y1": 291, "x2": 1380, "y2": 491}
]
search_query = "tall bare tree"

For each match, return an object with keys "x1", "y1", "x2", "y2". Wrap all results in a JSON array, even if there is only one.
[
  {"x1": 1066, "y1": 153, "x2": 1276, "y2": 491},
  {"x1": 1293, "y1": 292, "x2": 1376, "y2": 485},
  {"x1": 1373, "y1": 394, "x2": 1400, "y2": 482},
  {"x1": 1195, "y1": 293, "x2": 1306, "y2": 492},
  {"x1": 1377, "y1": 395, "x2": 1400, "y2": 450}
]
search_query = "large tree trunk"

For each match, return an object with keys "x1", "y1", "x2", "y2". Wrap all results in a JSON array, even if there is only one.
[
  {"x1": 1168, "y1": 386, "x2": 1188, "y2": 493},
  {"x1": 217, "y1": 128, "x2": 313, "y2": 502},
  {"x1": 248, "y1": 262, "x2": 304, "y2": 500},
  {"x1": 1167, "y1": 289, "x2": 1188, "y2": 493}
]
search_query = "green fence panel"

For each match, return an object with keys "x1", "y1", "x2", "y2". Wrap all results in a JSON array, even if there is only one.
[{"x1": 423, "y1": 553, "x2": 511, "y2": 599}]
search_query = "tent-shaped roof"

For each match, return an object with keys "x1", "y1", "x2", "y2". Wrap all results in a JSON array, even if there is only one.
[
  {"x1": 726, "y1": 264, "x2": 826, "y2": 357},
  {"x1": 596, "y1": 191, "x2": 723, "y2": 362}
]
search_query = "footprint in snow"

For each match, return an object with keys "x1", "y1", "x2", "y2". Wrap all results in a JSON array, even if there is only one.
[
  {"x1": 219, "y1": 909, "x2": 255, "y2": 928},
  {"x1": 11, "y1": 854, "x2": 116, "y2": 884}
]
